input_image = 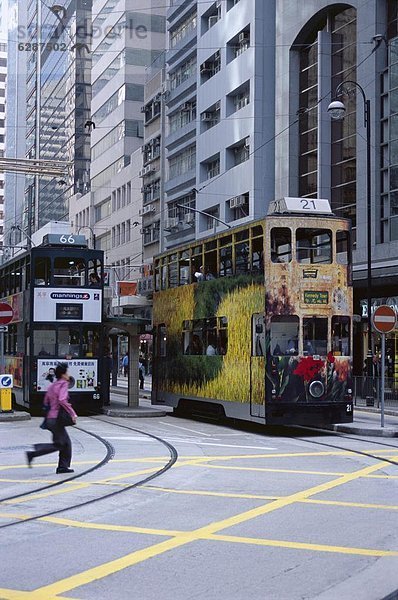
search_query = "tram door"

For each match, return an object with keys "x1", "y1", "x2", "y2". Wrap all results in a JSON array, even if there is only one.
[{"x1": 250, "y1": 313, "x2": 266, "y2": 418}]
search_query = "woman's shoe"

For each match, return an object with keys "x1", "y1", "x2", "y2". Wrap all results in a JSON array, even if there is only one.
[{"x1": 56, "y1": 467, "x2": 74, "y2": 474}]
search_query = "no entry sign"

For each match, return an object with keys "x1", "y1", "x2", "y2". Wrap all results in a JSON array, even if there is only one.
[
  {"x1": 0, "y1": 303, "x2": 13, "y2": 325},
  {"x1": 373, "y1": 305, "x2": 397, "y2": 334}
]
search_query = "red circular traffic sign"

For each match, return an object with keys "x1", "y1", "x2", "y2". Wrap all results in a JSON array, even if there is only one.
[
  {"x1": 0, "y1": 302, "x2": 13, "y2": 325},
  {"x1": 373, "y1": 305, "x2": 397, "y2": 334}
]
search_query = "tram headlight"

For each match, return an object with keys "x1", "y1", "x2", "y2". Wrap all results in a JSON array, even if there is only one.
[{"x1": 308, "y1": 380, "x2": 324, "y2": 399}]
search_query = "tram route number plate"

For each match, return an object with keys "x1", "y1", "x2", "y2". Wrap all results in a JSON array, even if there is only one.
[{"x1": 303, "y1": 291, "x2": 329, "y2": 305}]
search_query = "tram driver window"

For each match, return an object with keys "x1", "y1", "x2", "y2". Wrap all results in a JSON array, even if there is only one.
[
  {"x1": 296, "y1": 229, "x2": 332, "y2": 264},
  {"x1": 332, "y1": 316, "x2": 350, "y2": 356},
  {"x1": 33, "y1": 328, "x2": 56, "y2": 356},
  {"x1": 303, "y1": 317, "x2": 328, "y2": 356},
  {"x1": 271, "y1": 228, "x2": 292, "y2": 263},
  {"x1": 270, "y1": 316, "x2": 299, "y2": 356},
  {"x1": 34, "y1": 257, "x2": 50, "y2": 286}
]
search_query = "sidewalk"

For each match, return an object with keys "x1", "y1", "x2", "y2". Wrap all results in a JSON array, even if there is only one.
[
  {"x1": 106, "y1": 374, "x2": 170, "y2": 417},
  {"x1": 321, "y1": 407, "x2": 398, "y2": 437}
]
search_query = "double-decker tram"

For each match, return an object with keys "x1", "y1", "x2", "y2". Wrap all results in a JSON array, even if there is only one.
[
  {"x1": 0, "y1": 233, "x2": 105, "y2": 414},
  {"x1": 152, "y1": 198, "x2": 353, "y2": 426}
]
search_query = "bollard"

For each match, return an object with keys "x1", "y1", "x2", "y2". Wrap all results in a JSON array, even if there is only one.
[{"x1": 0, "y1": 388, "x2": 12, "y2": 411}]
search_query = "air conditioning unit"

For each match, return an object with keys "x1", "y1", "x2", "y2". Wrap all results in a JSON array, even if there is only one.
[
  {"x1": 230, "y1": 195, "x2": 246, "y2": 208},
  {"x1": 184, "y1": 212, "x2": 195, "y2": 225},
  {"x1": 201, "y1": 112, "x2": 214, "y2": 122},
  {"x1": 239, "y1": 31, "x2": 249, "y2": 43},
  {"x1": 139, "y1": 205, "x2": 155, "y2": 216},
  {"x1": 208, "y1": 15, "x2": 219, "y2": 28},
  {"x1": 139, "y1": 169, "x2": 145, "y2": 177},
  {"x1": 143, "y1": 165, "x2": 156, "y2": 175},
  {"x1": 164, "y1": 217, "x2": 179, "y2": 230}
]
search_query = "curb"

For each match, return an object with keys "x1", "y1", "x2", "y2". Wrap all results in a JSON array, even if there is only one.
[
  {"x1": 321, "y1": 423, "x2": 398, "y2": 437},
  {"x1": 102, "y1": 407, "x2": 167, "y2": 418},
  {"x1": 0, "y1": 411, "x2": 31, "y2": 422}
]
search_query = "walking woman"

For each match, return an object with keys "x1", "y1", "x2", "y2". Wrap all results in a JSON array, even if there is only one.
[{"x1": 26, "y1": 363, "x2": 77, "y2": 474}]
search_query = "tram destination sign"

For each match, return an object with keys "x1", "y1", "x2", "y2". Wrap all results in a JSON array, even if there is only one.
[
  {"x1": 303, "y1": 291, "x2": 329, "y2": 305},
  {"x1": 268, "y1": 197, "x2": 332, "y2": 215}
]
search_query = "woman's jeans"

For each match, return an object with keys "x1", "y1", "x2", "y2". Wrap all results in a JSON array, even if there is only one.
[{"x1": 30, "y1": 418, "x2": 72, "y2": 469}]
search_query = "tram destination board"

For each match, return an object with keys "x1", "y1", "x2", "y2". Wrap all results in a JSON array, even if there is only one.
[
  {"x1": 56, "y1": 303, "x2": 83, "y2": 320},
  {"x1": 303, "y1": 291, "x2": 329, "y2": 305}
]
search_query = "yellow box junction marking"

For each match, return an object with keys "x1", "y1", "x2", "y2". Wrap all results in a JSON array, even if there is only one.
[{"x1": 16, "y1": 456, "x2": 398, "y2": 598}]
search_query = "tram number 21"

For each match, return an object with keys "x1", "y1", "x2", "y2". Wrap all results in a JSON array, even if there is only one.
[{"x1": 346, "y1": 403, "x2": 353, "y2": 413}]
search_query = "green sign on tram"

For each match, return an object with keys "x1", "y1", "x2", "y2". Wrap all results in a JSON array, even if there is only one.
[{"x1": 303, "y1": 291, "x2": 329, "y2": 305}]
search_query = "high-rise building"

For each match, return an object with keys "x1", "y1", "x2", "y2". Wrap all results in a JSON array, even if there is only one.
[
  {"x1": 24, "y1": 0, "x2": 92, "y2": 235},
  {"x1": 0, "y1": 42, "x2": 6, "y2": 249}
]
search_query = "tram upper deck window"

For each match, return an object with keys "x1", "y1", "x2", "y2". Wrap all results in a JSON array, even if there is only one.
[
  {"x1": 302, "y1": 317, "x2": 328, "y2": 356},
  {"x1": 251, "y1": 229, "x2": 264, "y2": 275},
  {"x1": 179, "y1": 251, "x2": 190, "y2": 285},
  {"x1": 332, "y1": 316, "x2": 350, "y2": 356},
  {"x1": 336, "y1": 230, "x2": 350, "y2": 264},
  {"x1": 296, "y1": 229, "x2": 332, "y2": 264},
  {"x1": 271, "y1": 228, "x2": 292, "y2": 263},
  {"x1": 270, "y1": 316, "x2": 299, "y2": 356},
  {"x1": 168, "y1": 254, "x2": 178, "y2": 288},
  {"x1": 34, "y1": 257, "x2": 51, "y2": 286},
  {"x1": 53, "y1": 257, "x2": 86, "y2": 286}
]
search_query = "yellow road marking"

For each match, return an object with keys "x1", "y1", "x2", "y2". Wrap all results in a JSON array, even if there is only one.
[
  {"x1": 42, "y1": 516, "x2": 184, "y2": 537},
  {"x1": 197, "y1": 464, "x2": 349, "y2": 476},
  {"x1": 0, "y1": 590, "x2": 75, "y2": 600},
  {"x1": 32, "y1": 457, "x2": 396, "y2": 596},
  {"x1": 303, "y1": 498, "x2": 398, "y2": 510},
  {"x1": 3, "y1": 483, "x2": 91, "y2": 505},
  {"x1": 207, "y1": 533, "x2": 398, "y2": 556}
]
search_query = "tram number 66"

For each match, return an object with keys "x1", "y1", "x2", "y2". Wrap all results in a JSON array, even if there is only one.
[
  {"x1": 346, "y1": 403, "x2": 353, "y2": 413},
  {"x1": 59, "y1": 235, "x2": 76, "y2": 244}
]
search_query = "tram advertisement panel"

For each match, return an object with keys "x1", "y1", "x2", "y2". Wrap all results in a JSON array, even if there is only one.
[
  {"x1": 37, "y1": 359, "x2": 98, "y2": 392},
  {"x1": 33, "y1": 288, "x2": 102, "y2": 323}
]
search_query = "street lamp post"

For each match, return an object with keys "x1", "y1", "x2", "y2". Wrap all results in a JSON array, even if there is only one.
[
  {"x1": 328, "y1": 81, "x2": 373, "y2": 403},
  {"x1": 77, "y1": 225, "x2": 96, "y2": 249}
]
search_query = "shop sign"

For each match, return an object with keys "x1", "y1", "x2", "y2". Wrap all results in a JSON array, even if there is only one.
[
  {"x1": 303, "y1": 291, "x2": 329, "y2": 305},
  {"x1": 360, "y1": 297, "x2": 398, "y2": 318}
]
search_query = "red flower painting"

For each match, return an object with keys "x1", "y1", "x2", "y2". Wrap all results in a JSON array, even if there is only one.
[{"x1": 293, "y1": 356, "x2": 324, "y2": 382}]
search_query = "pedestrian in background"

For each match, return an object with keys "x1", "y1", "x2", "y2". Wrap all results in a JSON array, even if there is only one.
[
  {"x1": 138, "y1": 359, "x2": 145, "y2": 389},
  {"x1": 26, "y1": 363, "x2": 77, "y2": 474},
  {"x1": 122, "y1": 352, "x2": 129, "y2": 377}
]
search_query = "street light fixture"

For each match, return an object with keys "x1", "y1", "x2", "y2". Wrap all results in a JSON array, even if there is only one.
[{"x1": 327, "y1": 80, "x2": 373, "y2": 403}]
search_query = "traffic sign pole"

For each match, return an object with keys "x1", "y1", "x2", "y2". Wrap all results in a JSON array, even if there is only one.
[
  {"x1": 381, "y1": 333, "x2": 385, "y2": 428},
  {"x1": 372, "y1": 305, "x2": 397, "y2": 428}
]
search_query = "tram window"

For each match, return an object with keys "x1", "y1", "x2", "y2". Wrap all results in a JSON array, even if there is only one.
[
  {"x1": 205, "y1": 249, "x2": 217, "y2": 279},
  {"x1": 179, "y1": 251, "x2": 190, "y2": 285},
  {"x1": 34, "y1": 257, "x2": 50, "y2": 286},
  {"x1": 33, "y1": 328, "x2": 56, "y2": 356},
  {"x1": 161, "y1": 265, "x2": 167, "y2": 290},
  {"x1": 252, "y1": 314, "x2": 265, "y2": 356},
  {"x1": 168, "y1": 261, "x2": 178, "y2": 288},
  {"x1": 82, "y1": 327, "x2": 99, "y2": 357},
  {"x1": 88, "y1": 259, "x2": 101, "y2": 287},
  {"x1": 235, "y1": 229, "x2": 249, "y2": 242},
  {"x1": 336, "y1": 231, "x2": 349, "y2": 265},
  {"x1": 296, "y1": 229, "x2": 332, "y2": 264},
  {"x1": 54, "y1": 257, "x2": 85, "y2": 286},
  {"x1": 219, "y1": 316, "x2": 228, "y2": 355},
  {"x1": 251, "y1": 237, "x2": 264, "y2": 274},
  {"x1": 58, "y1": 326, "x2": 80, "y2": 358},
  {"x1": 302, "y1": 317, "x2": 328, "y2": 356},
  {"x1": 332, "y1": 316, "x2": 350, "y2": 356},
  {"x1": 270, "y1": 316, "x2": 299, "y2": 356},
  {"x1": 219, "y1": 245, "x2": 233, "y2": 277},
  {"x1": 159, "y1": 325, "x2": 167, "y2": 357},
  {"x1": 271, "y1": 228, "x2": 292, "y2": 263},
  {"x1": 235, "y1": 242, "x2": 249, "y2": 274}
]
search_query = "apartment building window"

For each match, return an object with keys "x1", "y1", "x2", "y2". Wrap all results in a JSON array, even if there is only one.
[
  {"x1": 200, "y1": 101, "x2": 220, "y2": 131},
  {"x1": 169, "y1": 101, "x2": 196, "y2": 132},
  {"x1": 227, "y1": 81, "x2": 250, "y2": 115},
  {"x1": 143, "y1": 96, "x2": 161, "y2": 124},
  {"x1": 126, "y1": 220, "x2": 131, "y2": 243},
  {"x1": 200, "y1": 50, "x2": 221, "y2": 83},
  {"x1": 168, "y1": 193, "x2": 195, "y2": 223},
  {"x1": 170, "y1": 56, "x2": 196, "y2": 90},
  {"x1": 94, "y1": 197, "x2": 111, "y2": 222},
  {"x1": 168, "y1": 145, "x2": 196, "y2": 179},
  {"x1": 227, "y1": 0, "x2": 240, "y2": 9},
  {"x1": 170, "y1": 11, "x2": 197, "y2": 47},
  {"x1": 227, "y1": 28, "x2": 250, "y2": 62},
  {"x1": 143, "y1": 180, "x2": 160, "y2": 203},
  {"x1": 143, "y1": 137, "x2": 161, "y2": 164},
  {"x1": 201, "y1": 1, "x2": 221, "y2": 35},
  {"x1": 200, "y1": 154, "x2": 220, "y2": 181},
  {"x1": 227, "y1": 138, "x2": 250, "y2": 168},
  {"x1": 143, "y1": 222, "x2": 160, "y2": 246}
]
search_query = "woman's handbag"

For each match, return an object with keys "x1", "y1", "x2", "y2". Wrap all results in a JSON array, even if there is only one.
[{"x1": 57, "y1": 406, "x2": 75, "y2": 427}]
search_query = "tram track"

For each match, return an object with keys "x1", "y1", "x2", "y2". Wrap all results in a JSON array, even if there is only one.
[{"x1": 0, "y1": 417, "x2": 178, "y2": 530}]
